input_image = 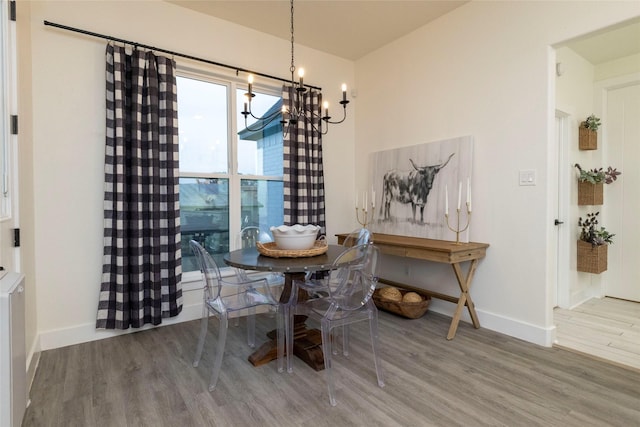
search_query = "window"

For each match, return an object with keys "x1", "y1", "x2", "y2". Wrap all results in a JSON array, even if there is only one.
[{"x1": 177, "y1": 71, "x2": 284, "y2": 272}]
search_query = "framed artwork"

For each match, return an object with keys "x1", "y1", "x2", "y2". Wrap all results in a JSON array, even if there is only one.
[{"x1": 369, "y1": 136, "x2": 473, "y2": 242}]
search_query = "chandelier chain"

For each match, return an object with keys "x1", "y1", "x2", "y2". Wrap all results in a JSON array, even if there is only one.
[{"x1": 290, "y1": 0, "x2": 295, "y2": 77}]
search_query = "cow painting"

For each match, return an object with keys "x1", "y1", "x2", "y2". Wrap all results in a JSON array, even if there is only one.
[{"x1": 380, "y1": 153, "x2": 454, "y2": 223}]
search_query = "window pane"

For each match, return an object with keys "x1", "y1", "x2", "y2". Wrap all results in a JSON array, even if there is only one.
[
  {"x1": 241, "y1": 179, "x2": 284, "y2": 231},
  {"x1": 180, "y1": 177, "x2": 229, "y2": 270},
  {"x1": 237, "y1": 88, "x2": 283, "y2": 176},
  {"x1": 177, "y1": 76, "x2": 228, "y2": 174}
]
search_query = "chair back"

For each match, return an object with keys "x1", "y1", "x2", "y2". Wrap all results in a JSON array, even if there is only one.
[
  {"x1": 342, "y1": 228, "x2": 371, "y2": 247},
  {"x1": 238, "y1": 226, "x2": 273, "y2": 249},
  {"x1": 190, "y1": 240, "x2": 223, "y2": 300},
  {"x1": 325, "y1": 243, "x2": 379, "y2": 313}
]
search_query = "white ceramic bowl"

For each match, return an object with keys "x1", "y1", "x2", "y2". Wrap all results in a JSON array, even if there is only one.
[{"x1": 270, "y1": 224, "x2": 320, "y2": 250}]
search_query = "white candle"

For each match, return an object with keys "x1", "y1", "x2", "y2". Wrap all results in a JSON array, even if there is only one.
[
  {"x1": 467, "y1": 178, "x2": 472, "y2": 212},
  {"x1": 355, "y1": 193, "x2": 358, "y2": 209},
  {"x1": 371, "y1": 187, "x2": 376, "y2": 209},
  {"x1": 457, "y1": 182, "x2": 462, "y2": 210},
  {"x1": 364, "y1": 191, "x2": 367, "y2": 210},
  {"x1": 445, "y1": 185, "x2": 449, "y2": 215}
]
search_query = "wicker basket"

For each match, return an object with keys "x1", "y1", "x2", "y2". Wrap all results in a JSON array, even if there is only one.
[
  {"x1": 256, "y1": 240, "x2": 328, "y2": 258},
  {"x1": 578, "y1": 181, "x2": 603, "y2": 205},
  {"x1": 577, "y1": 240, "x2": 608, "y2": 274},
  {"x1": 372, "y1": 288, "x2": 430, "y2": 319},
  {"x1": 579, "y1": 125, "x2": 597, "y2": 150}
]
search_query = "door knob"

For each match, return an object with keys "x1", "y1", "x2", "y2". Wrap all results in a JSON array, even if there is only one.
[{"x1": 554, "y1": 219, "x2": 564, "y2": 225}]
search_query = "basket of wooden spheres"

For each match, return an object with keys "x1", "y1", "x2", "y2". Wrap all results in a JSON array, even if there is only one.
[{"x1": 373, "y1": 286, "x2": 431, "y2": 319}]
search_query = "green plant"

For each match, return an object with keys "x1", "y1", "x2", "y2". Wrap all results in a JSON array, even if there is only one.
[
  {"x1": 582, "y1": 114, "x2": 601, "y2": 131},
  {"x1": 578, "y1": 212, "x2": 614, "y2": 246},
  {"x1": 575, "y1": 164, "x2": 621, "y2": 184}
]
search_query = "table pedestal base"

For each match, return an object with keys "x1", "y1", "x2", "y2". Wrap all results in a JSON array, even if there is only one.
[
  {"x1": 247, "y1": 272, "x2": 326, "y2": 370},
  {"x1": 247, "y1": 326, "x2": 324, "y2": 371}
]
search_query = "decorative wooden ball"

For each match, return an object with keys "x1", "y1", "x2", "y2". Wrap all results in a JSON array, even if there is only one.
[
  {"x1": 402, "y1": 292, "x2": 422, "y2": 303},
  {"x1": 379, "y1": 287, "x2": 402, "y2": 302}
]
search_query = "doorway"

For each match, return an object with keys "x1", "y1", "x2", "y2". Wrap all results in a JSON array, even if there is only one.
[{"x1": 552, "y1": 19, "x2": 640, "y2": 370}]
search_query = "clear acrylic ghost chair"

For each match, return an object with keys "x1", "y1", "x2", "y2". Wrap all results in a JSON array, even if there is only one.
[
  {"x1": 236, "y1": 226, "x2": 286, "y2": 286},
  {"x1": 341, "y1": 227, "x2": 371, "y2": 248},
  {"x1": 300, "y1": 227, "x2": 371, "y2": 301},
  {"x1": 189, "y1": 240, "x2": 284, "y2": 391},
  {"x1": 305, "y1": 227, "x2": 371, "y2": 354},
  {"x1": 285, "y1": 243, "x2": 384, "y2": 406}
]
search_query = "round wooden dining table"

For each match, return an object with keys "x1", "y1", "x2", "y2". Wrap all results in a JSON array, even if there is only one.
[{"x1": 223, "y1": 244, "x2": 346, "y2": 371}]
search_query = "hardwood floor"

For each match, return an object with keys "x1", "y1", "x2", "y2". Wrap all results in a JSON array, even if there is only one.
[
  {"x1": 554, "y1": 297, "x2": 640, "y2": 372},
  {"x1": 24, "y1": 310, "x2": 640, "y2": 427}
]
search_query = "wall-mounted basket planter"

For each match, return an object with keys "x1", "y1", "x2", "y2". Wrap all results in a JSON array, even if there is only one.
[
  {"x1": 577, "y1": 181, "x2": 603, "y2": 205},
  {"x1": 579, "y1": 125, "x2": 597, "y2": 150},
  {"x1": 577, "y1": 240, "x2": 608, "y2": 274}
]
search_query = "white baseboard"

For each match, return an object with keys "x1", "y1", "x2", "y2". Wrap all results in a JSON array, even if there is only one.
[
  {"x1": 36, "y1": 293, "x2": 555, "y2": 352},
  {"x1": 428, "y1": 299, "x2": 555, "y2": 347},
  {"x1": 37, "y1": 300, "x2": 204, "y2": 352}
]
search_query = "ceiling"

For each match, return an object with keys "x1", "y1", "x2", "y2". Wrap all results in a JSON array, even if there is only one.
[
  {"x1": 166, "y1": 1, "x2": 640, "y2": 64},
  {"x1": 165, "y1": 1, "x2": 469, "y2": 60},
  {"x1": 561, "y1": 19, "x2": 640, "y2": 65}
]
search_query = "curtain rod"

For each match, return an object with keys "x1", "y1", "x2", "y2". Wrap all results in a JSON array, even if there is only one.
[{"x1": 43, "y1": 20, "x2": 322, "y2": 91}]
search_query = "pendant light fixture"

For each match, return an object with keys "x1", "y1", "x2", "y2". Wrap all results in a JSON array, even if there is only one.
[{"x1": 241, "y1": 0, "x2": 349, "y2": 135}]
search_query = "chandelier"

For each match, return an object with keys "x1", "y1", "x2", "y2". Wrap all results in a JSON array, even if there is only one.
[{"x1": 241, "y1": 0, "x2": 349, "y2": 135}]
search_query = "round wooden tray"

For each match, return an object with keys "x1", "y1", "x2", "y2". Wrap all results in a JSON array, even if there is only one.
[{"x1": 256, "y1": 240, "x2": 328, "y2": 258}]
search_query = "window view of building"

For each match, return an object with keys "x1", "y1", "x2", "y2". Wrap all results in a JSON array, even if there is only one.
[{"x1": 177, "y1": 74, "x2": 284, "y2": 272}]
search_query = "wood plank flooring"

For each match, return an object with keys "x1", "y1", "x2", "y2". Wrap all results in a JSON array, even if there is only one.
[
  {"x1": 24, "y1": 310, "x2": 640, "y2": 427},
  {"x1": 554, "y1": 297, "x2": 640, "y2": 372}
]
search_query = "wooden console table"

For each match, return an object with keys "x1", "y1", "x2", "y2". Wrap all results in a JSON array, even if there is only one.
[{"x1": 336, "y1": 232, "x2": 489, "y2": 340}]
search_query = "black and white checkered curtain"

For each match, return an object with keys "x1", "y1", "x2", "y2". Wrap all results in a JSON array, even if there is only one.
[
  {"x1": 97, "y1": 44, "x2": 182, "y2": 329},
  {"x1": 282, "y1": 85, "x2": 326, "y2": 234}
]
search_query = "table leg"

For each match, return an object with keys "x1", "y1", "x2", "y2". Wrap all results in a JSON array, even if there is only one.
[
  {"x1": 247, "y1": 272, "x2": 325, "y2": 370},
  {"x1": 447, "y1": 259, "x2": 481, "y2": 340}
]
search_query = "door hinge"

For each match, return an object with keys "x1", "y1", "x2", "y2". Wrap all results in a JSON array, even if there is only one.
[
  {"x1": 11, "y1": 115, "x2": 18, "y2": 135},
  {"x1": 13, "y1": 228, "x2": 20, "y2": 247},
  {"x1": 10, "y1": 1, "x2": 16, "y2": 21}
]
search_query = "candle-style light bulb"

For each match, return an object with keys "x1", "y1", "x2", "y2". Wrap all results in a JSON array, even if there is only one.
[
  {"x1": 323, "y1": 101, "x2": 329, "y2": 117},
  {"x1": 341, "y1": 83, "x2": 347, "y2": 102},
  {"x1": 243, "y1": 95, "x2": 249, "y2": 113},
  {"x1": 298, "y1": 68, "x2": 304, "y2": 88},
  {"x1": 247, "y1": 74, "x2": 254, "y2": 95}
]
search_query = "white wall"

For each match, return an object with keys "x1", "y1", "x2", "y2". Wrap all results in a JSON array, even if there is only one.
[
  {"x1": 596, "y1": 52, "x2": 640, "y2": 81},
  {"x1": 23, "y1": 0, "x2": 355, "y2": 352},
  {"x1": 355, "y1": 1, "x2": 639, "y2": 345}
]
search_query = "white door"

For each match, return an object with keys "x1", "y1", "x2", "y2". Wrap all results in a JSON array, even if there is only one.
[{"x1": 605, "y1": 82, "x2": 640, "y2": 301}]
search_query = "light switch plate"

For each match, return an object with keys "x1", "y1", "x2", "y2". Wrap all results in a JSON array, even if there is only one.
[{"x1": 519, "y1": 169, "x2": 536, "y2": 186}]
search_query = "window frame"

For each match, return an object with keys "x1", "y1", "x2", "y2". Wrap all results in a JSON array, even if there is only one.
[
  {"x1": 0, "y1": 0, "x2": 16, "y2": 221},
  {"x1": 176, "y1": 65, "x2": 284, "y2": 282}
]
